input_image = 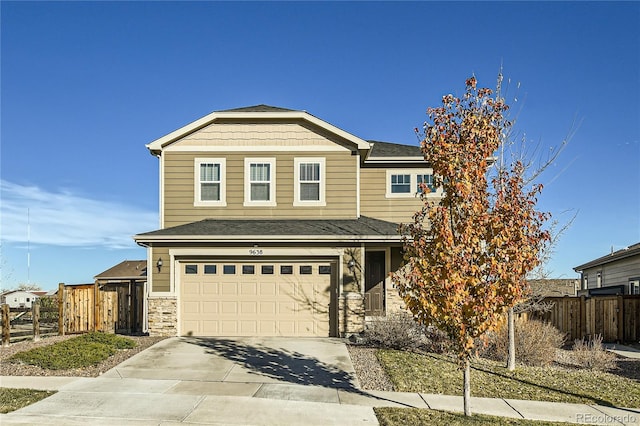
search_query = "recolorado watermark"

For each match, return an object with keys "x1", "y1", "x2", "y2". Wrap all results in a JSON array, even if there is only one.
[{"x1": 576, "y1": 413, "x2": 638, "y2": 424}]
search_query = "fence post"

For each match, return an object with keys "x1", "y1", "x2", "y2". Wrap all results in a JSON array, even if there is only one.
[
  {"x1": 2, "y1": 304, "x2": 10, "y2": 347},
  {"x1": 617, "y1": 294, "x2": 624, "y2": 342},
  {"x1": 579, "y1": 295, "x2": 586, "y2": 339},
  {"x1": 58, "y1": 283, "x2": 65, "y2": 336},
  {"x1": 94, "y1": 280, "x2": 100, "y2": 332},
  {"x1": 32, "y1": 300, "x2": 40, "y2": 342}
]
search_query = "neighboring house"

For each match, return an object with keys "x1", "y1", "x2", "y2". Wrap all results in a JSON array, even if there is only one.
[
  {"x1": 134, "y1": 105, "x2": 441, "y2": 337},
  {"x1": 94, "y1": 260, "x2": 147, "y2": 334},
  {"x1": 0, "y1": 290, "x2": 41, "y2": 308},
  {"x1": 574, "y1": 242, "x2": 640, "y2": 296},
  {"x1": 95, "y1": 260, "x2": 147, "y2": 285},
  {"x1": 527, "y1": 279, "x2": 578, "y2": 297}
]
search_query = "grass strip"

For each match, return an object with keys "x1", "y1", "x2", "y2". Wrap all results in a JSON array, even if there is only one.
[
  {"x1": 0, "y1": 388, "x2": 55, "y2": 413},
  {"x1": 8, "y1": 332, "x2": 136, "y2": 370},
  {"x1": 375, "y1": 407, "x2": 570, "y2": 426},
  {"x1": 377, "y1": 350, "x2": 640, "y2": 408}
]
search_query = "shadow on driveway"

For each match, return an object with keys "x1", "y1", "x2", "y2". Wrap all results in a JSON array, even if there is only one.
[{"x1": 184, "y1": 337, "x2": 359, "y2": 390}]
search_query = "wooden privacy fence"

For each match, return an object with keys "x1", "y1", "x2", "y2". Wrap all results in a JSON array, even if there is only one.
[
  {"x1": 532, "y1": 295, "x2": 640, "y2": 343},
  {"x1": 58, "y1": 282, "x2": 144, "y2": 335}
]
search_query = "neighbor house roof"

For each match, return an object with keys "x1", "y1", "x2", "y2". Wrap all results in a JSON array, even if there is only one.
[
  {"x1": 94, "y1": 260, "x2": 147, "y2": 281},
  {"x1": 135, "y1": 216, "x2": 401, "y2": 244},
  {"x1": 573, "y1": 242, "x2": 640, "y2": 272},
  {"x1": 0, "y1": 290, "x2": 40, "y2": 297},
  {"x1": 146, "y1": 104, "x2": 371, "y2": 153},
  {"x1": 527, "y1": 279, "x2": 578, "y2": 297}
]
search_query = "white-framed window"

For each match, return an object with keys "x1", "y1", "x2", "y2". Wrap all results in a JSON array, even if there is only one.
[
  {"x1": 391, "y1": 174, "x2": 411, "y2": 194},
  {"x1": 194, "y1": 158, "x2": 226, "y2": 206},
  {"x1": 417, "y1": 174, "x2": 436, "y2": 193},
  {"x1": 629, "y1": 279, "x2": 640, "y2": 295},
  {"x1": 385, "y1": 169, "x2": 440, "y2": 198},
  {"x1": 294, "y1": 157, "x2": 326, "y2": 206},
  {"x1": 596, "y1": 272, "x2": 602, "y2": 288},
  {"x1": 244, "y1": 158, "x2": 276, "y2": 206}
]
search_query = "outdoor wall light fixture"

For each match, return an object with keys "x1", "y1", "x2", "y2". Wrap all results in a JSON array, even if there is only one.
[
  {"x1": 347, "y1": 259, "x2": 356, "y2": 272},
  {"x1": 156, "y1": 258, "x2": 163, "y2": 273}
]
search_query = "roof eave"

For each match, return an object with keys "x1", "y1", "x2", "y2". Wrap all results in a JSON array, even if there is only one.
[
  {"x1": 95, "y1": 277, "x2": 147, "y2": 282},
  {"x1": 364, "y1": 157, "x2": 427, "y2": 164},
  {"x1": 573, "y1": 248, "x2": 640, "y2": 272},
  {"x1": 134, "y1": 234, "x2": 402, "y2": 244}
]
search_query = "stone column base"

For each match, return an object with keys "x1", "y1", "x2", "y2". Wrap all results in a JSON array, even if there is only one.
[
  {"x1": 147, "y1": 297, "x2": 177, "y2": 336},
  {"x1": 338, "y1": 292, "x2": 365, "y2": 337}
]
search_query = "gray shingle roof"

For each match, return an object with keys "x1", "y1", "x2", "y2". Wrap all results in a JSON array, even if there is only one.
[
  {"x1": 574, "y1": 242, "x2": 640, "y2": 271},
  {"x1": 367, "y1": 140, "x2": 423, "y2": 158},
  {"x1": 217, "y1": 104, "x2": 299, "y2": 113},
  {"x1": 136, "y1": 216, "x2": 400, "y2": 240}
]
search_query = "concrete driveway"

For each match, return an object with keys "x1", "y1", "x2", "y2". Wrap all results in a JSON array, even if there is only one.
[
  {"x1": 1, "y1": 337, "x2": 384, "y2": 425},
  {"x1": 103, "y1": 336, "x2": 360, "y2": 389}
]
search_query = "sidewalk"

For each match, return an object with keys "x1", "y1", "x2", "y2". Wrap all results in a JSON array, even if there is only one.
[
  {"x1": 2, "y1": 375, "x2": 639, "y2": 425},
  {"x1": 604, "y1": 343, "x2": 640, "y2": 360}
]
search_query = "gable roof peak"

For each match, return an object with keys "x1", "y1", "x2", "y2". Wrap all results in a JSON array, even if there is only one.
[
  {"x1": 216, "y1": 104, "x2": 299, "y2": 113},
  {"x1": 147, "y1": 105, "x2": 370, "y2": 152}
]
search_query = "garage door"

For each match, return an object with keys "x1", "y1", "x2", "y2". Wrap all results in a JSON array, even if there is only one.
[{"x1": 180, "y1": 260, "x2": 333, "y2": 337}]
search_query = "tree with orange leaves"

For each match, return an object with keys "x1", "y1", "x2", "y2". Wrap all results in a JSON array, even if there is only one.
[{"x1": 393, "y1": 76, "x2": 550, "y2": 416}]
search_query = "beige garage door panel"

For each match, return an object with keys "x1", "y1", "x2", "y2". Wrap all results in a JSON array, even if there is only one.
[{"x1": 180, "y1": 261, "x2": 332, "y2": 337}]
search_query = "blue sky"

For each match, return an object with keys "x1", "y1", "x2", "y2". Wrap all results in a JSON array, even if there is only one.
[{"x1": 1, "y1": 1, "x2": 639, "y2": 291}]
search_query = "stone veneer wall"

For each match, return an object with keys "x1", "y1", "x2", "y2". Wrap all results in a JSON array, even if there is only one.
[
  {"x1": 339, "y1": 292, "x2": 365, "y2": 336},
  {"x1": 385, "y1": 280, "x2": 406, "y2": 314},
  {"x1": 147, "y1": 297, "x2": 177, "y2": 336}
]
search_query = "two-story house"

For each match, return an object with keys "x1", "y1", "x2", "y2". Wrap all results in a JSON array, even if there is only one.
[{"x1": 134, "y1": 105, "x2": 440, "y2": 337}]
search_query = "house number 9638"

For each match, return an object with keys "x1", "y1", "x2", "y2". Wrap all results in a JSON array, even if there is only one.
[{"x1": 249, "y1": 249, "x2": 263, "y2": 256}]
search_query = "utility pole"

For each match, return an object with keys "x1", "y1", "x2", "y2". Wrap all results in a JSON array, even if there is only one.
[{"x1": 27, "y1": 208, "x2": 31, "y2": 284}]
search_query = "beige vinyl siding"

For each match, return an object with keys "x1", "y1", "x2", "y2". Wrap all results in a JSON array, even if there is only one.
[
  {"x1": 360, "y1": 168, "x2": 426, "y2": 224},
  {"x1": 150, "y1": 247, "x2": 170, "y2": 293},
  {"x1": 163, "y1": 151, "x2": 357, "y2": 227}
]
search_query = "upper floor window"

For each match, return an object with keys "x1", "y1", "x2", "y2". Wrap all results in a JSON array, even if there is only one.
[
  {"x1": 417, "y1": 174, "x2": 436, "y2": 193},
  {"x1": 194, "y1": 158, "x2": 226, "y2": 206},
  {"x1": 391, "y1": 174, "x2": 411, "y2": 194},
  {"x1": 294, "y1": 157, "x2": 326, "y2": 206},
  {"x1": 245, "y1": 158, "x2": 276, "y2": 206},
  {"x1": 386, "y1": 169, "x2": 440, "y2": 198}
]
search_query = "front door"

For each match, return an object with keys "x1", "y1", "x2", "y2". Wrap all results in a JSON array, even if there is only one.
[{"x1": 365, "y1": 251, "x2": 385, "y2": 316}]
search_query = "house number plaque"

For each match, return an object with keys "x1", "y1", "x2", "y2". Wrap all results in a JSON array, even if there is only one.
[{"x1": 249, "y1": 249, "x2": 264, "y2": 256}]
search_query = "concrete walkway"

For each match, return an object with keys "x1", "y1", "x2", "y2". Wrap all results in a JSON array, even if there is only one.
[
  {"x1": 1, "y1": 337, "x2": 639, "y2": 425},
  {"x1": 605, "y1": 343, "x2": 640, "y2": 360},
  {"x1": 2, "y1": 375, "x2": 638, "y2": 425}
]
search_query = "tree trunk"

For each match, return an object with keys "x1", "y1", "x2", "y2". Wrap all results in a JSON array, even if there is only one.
[
  {"x1": 463, "y1": 357, "x2": 471, "y2": 416},
  {"x1": 507, "y1": 307, "x2": 516, "y2": 371}
]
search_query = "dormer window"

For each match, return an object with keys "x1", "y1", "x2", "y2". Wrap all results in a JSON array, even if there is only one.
[{"x1": 194, "y1": 158, "x2": 226, "y2": 206}]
